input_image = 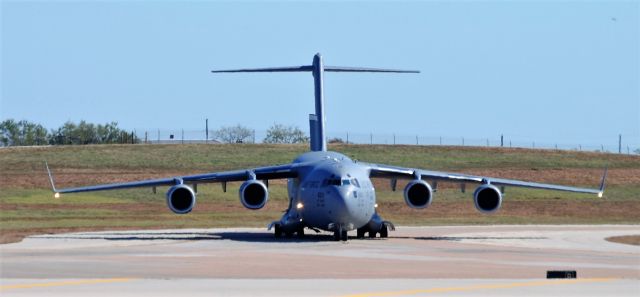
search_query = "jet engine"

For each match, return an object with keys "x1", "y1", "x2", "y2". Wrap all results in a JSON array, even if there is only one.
[
  {"x1": 403, "y1": 180, "x2": 433, "y2": 209},
  {"x1": 239, "y1": 180, "x2": 269, "y2": 210},
  {"x1": 166, "y1": 184, "x2": 196, "y2": 214},
  {"x1": 473, "y1": 184, "x2": 503, "y2": 214}
]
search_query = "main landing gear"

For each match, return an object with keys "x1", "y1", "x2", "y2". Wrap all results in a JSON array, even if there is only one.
[
  {"x1": 356, "y1": 221, "x2": 394, "y2": 239},
  {"x1": 273, "y1": 225, "x2": 305, "y2": 238},
  {"x1": 356, "y1": 225, "x2": 388, "y2": 239}
]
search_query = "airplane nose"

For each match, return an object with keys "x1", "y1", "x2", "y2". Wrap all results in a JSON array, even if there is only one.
[{"x1": 326, "y1": 186, "x2": 359, "y2": 226}]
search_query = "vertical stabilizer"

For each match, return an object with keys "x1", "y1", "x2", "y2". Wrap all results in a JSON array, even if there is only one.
[{"x1": 211, "y1": 54, "x2": 419, "y2": 152}]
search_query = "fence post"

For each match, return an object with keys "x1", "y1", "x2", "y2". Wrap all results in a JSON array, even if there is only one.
[{"x1": 619, "y1": 134, "x2": 622, "y2": 154}]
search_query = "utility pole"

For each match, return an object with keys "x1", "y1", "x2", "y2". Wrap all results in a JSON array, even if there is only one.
[
  {"x1": 370, "y1": 133, "x2": 373, "y2": 145},
  {"x1": 393, "y1": 134, "x2": 396, "y2": 145},
  {"x1": 206, "y1": 119, "x2": 209, "y2": 144},
  {"x1": 439, "y1": 136, "x2": 442, "y2": 145},
  {"x1": 181, "y1": 129, "x2": 184, "y2": 144},
  {"x1": 157, "y1": 129, "x2": 160, "y2": 143},
  {"x1": 144, "y1": 131, "x2": 148, "y2": 144},
  {"x1": 501, "y1": 134, "x2": 504, "y2": 147},
  {"x1": 346, "y1": 132, "x2": 349, "y2": 144},
  {"x1": 462, "y1": 137, "x2": 464, "y2": 146}
]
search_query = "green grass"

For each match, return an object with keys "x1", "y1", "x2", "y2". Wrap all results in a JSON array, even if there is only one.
[{"x1": 1, "y1": 143, "x2": 638, "y2": 243}]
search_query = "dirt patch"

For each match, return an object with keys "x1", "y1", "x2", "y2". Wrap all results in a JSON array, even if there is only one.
[{"x1": 605, "y1": 235, "x2": 640, "y2": 246}]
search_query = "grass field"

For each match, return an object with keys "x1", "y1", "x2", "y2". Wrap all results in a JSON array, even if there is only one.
[{"x1": 1, "y1": 143, "x2": 639, "y2": 243}]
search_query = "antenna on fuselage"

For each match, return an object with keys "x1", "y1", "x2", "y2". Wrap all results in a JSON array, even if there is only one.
[{"x1": 211, "y1": 53, "x2": 419, "y2": 152}]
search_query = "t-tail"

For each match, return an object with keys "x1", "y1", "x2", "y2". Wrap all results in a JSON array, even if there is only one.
[{"x1": 211, "y1": 53, "x2": 419, "y2": 152}]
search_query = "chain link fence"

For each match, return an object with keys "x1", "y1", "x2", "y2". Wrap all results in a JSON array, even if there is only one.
[{"x1": 131, "y1": 128, "x2": 640, "y2": 155}]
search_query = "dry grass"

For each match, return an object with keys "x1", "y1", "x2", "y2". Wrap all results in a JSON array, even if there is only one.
[
  {"x1": 1, "y1": 144, "x2": 639, "y2": 244},
  {"x1": 605, "y1": 235, "x2": 640, "y2": 246}
]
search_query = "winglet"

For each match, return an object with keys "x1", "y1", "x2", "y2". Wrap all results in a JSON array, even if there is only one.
[
  {"x1": 44, "y1": 161, "x2": 60, "y2": 198},
  {"x1": 597, "y1": 166, "x2": 608, "y2": 198}
]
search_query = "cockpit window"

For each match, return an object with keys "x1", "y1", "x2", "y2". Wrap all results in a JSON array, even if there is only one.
[
  {"x1": 351, "y1": 178, "x2": 360, "y2": 188},
  {"x1": 342, "y1": 179, "x2": 351, "y2": 186}
]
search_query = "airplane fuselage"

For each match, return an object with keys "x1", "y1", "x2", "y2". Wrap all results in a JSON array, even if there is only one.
[{"x1": 280, "y1": 151, "x2": 377, "y2": 233}]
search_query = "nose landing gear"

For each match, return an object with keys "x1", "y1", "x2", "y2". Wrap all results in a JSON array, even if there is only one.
[{"x1": 333, "y1": 228, "x2": 348, "y2": 241}]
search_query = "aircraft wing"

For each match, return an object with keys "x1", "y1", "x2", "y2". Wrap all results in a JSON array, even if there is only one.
[
  {"x1": 46, "y1": 162, "x2": 306, "y2": 194},
  {"x1": 365, "y1": 163, "x2": 607, "y2": 197}
]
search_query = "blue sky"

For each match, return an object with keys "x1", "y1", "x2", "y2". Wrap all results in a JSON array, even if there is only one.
[{"x1": 1, "y1": 0, "x2": 638, "y2": 148}]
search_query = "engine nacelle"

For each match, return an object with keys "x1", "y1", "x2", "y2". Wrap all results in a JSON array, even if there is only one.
[
  {"x1": 239, "y1": 180, "x2": 269, "y2": 210},
  {"x1": 403, "y1": 180, "x2": 433, "y2": 209},
  {"x1": 166, "y1": 184, "x2": 196, "y2": 214},
  {"x1": 473, "y1": 184, "x2": 503, "y2": 214}
]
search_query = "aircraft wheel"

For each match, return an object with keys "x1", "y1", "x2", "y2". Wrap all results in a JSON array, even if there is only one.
[
  {"x1": 341, "y1": 230, "x2": 348, "y2": 241},
  {"x1": 356, "y1": 228, "x2": 365, "y2": 239},
  {"x1": 274, "y1": 225, "x2": 282, "y2": 238},
  {"x1": 380, "y1": 226, "x2": 388, "y2": 238},
  {"x1": 297, "y1": 227, "x2": 305, "y2": 238},
  {"x1": 285, "y1": 231, "x2": 293, "y2": 238},
  {"x1": 333, "y1": 231, "x2": 341, "y2": 241},
  {"x1": 369, "y1": 231, "x2": 377, "y2": 238}
]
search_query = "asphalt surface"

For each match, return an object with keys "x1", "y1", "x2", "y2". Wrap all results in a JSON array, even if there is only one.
[{"x1": 1, "y1": 225, "x2": 638, "y2": 296}]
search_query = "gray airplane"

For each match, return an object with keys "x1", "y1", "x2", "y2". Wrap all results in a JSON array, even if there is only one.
[{"x1": 46, "y1": 53, "x2": 607, "y2": 241}]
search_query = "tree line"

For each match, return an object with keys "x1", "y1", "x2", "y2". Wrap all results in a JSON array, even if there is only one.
[
  {"x1": 0, "y1": 119, "x2": 137, "y2": 146},
  {"x1": 0, "y1": 119, "x2": 309, "y2": 146}
]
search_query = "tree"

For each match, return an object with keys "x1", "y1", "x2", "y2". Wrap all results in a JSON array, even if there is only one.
[
  {"x1": 0, "y1": 119, "x2": 50, "y2": 146},
  {"x1": 0, "y1": 119, "x2": 20, "y2": 146},
  {"x1": 215, "y1": 124, "x2": 254, "y2": 143},
  {"x1": 263, "y1": 123, "x2": 309, "y2": 144}
]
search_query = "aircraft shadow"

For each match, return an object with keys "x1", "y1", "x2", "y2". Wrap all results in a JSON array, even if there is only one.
[
  {"x1": 32, "y1": 233, "x2": 547, "y2": 243},
  {"x1": 33, "y1": 232, "x2": 340, "y2": 243},
  {"x1": 406, "y1": 236, "x2": 547, "y2": 241}
]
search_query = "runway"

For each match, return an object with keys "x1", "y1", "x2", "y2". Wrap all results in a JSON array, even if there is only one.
[{"x1": 1, "y1": 225, "x2": 638, "y2": 296}]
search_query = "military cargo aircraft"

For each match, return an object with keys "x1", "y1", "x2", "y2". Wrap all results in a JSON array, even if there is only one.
[{"x1": 46, "y1": 53, "x2": 606, "y2": 241}]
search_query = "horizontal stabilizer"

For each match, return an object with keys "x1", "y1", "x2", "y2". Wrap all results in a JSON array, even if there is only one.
[
  {"x1": 211, "y1": 66, "x2": 312, "y2": 73},
  {"x1": 324, "y1": 66, "x2": 419, "y2": 73}
]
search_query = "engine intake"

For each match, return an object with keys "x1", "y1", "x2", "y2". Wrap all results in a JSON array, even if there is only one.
[
  {"x1": 166, "y1": 184, "x2": 196, "y2": 214},
  {"x1": 403, "y1": 180, "x2": 433, "y2": 209},
  {"x1": 473, "y1": 184, "x2": 503, "y2": 214},
  {"x1": 239, "y1": 180, "x2": 269, "y2": 210}
]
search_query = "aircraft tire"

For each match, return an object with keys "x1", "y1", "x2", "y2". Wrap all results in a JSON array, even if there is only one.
[
  {"x1": 356, "y1": 228, "x2": 365, "y2": 238},
  {"x1": 380, "y1": 226, "x2": 388, "y2": 238},
  {"x1": 274, "y1": 225, "x2": 282, "y2": 238},
  {"x1": 369, "y1": 231, "x2": 377, "y2": 238},
  {"x1": 297, "y1": 227, "x2": 305, "y2": 238},
  {"x1": 341, "y1": 230, "x2": 348, "y2": 241}
]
